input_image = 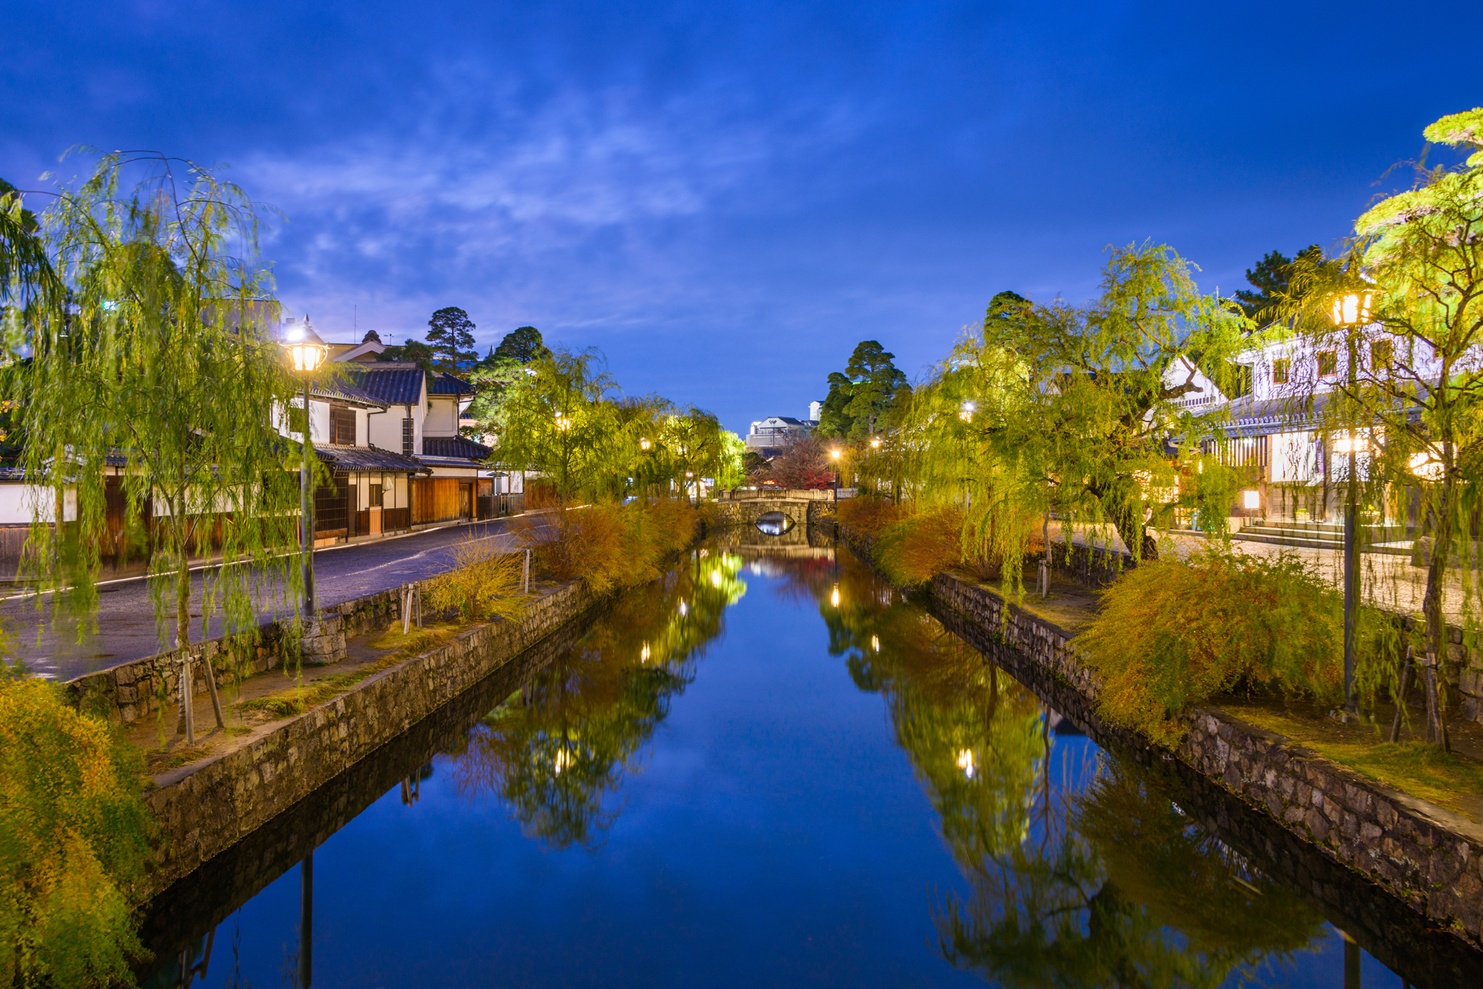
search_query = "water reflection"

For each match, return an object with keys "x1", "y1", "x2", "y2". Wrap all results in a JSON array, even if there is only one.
[
  {"x1": 782, "y1": 551, "x2": 1333, "y2": 987},
  {"x1": 136, "y1": 540, "x2": 1466, "y2": 987},
  {"x1": 447, "y1": 550, "x2": 746, "y2": 848}
]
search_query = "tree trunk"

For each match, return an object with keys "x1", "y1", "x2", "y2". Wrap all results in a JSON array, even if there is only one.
[{"x1": 1420, "y1": 470, "x2": 1456, "y2": 749}]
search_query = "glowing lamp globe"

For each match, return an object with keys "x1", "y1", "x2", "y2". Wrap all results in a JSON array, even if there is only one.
[
  {"x1": 281, "y1": 319, "x2": 327, "y2": 373},
  {"x1": 1330, "y1": 291, "x2": 1374, "y2": 329}
]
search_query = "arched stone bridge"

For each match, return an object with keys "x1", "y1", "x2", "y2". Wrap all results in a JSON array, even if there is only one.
[{"x1": 710, "y1": 489, "x2": 840, "y2": 531}]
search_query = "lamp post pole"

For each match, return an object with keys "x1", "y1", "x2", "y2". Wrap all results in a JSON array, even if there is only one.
[
  {"x1": 282, "y1": 317, "x2": 328, "y2": 626},
  {"x1": 301, "y1": 370, "x2": 315, "y2": 621},
  {"x1": 1331, "y1": 289, "x2": 1372, "y2": 719},
  {"x1": 1343, "y1": 343, "x2": 1359, "y2": 717}
]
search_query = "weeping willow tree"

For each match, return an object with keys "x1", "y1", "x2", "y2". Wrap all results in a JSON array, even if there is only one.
[
  {"x1": 6, "y1": 152, "x2": 305, "y2": 742},
  {"x1": 1272, "y1": 109, "x2": 1483, "y2": 742},
  {"x1": 480, "y1": 345, "x2": 616, "y2": 504}
]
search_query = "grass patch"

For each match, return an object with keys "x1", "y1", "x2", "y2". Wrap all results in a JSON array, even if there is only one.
[
  {"x1": 238, "y1": 623, "x2": 463, "y2": 721},
  {"x1": 1224, "y1": 703, "x2": 1483, "y2": 823}
]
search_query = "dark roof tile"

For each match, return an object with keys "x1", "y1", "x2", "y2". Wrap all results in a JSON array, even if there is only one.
[{"x1": 419, "y1": 435, "x2": 491, "y2": 462}]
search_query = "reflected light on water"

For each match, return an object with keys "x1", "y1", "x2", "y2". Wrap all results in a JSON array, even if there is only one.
[
  {"x1": 830, "y1": 585, "x2": 841, "y2": 608},
  {"x1": 955, "y1": 748, "x2": 976, "y2": 779},
  {"x1": 640, "y1": 642, "x2": 651, "y2": 663},
  {"x1": 871, "y1": 635, "x2": 880, "y2": 653}
]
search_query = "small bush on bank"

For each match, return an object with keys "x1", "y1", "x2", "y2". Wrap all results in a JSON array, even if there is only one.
[
  {"x1": 835, "y1": 495, "x2": 903, "y2": 537},
  {"x1": 424, "y1": 538, "x2": 529, "y2": 623},
  {"x1": 535, "y1": 499, "x2": 700, "y2": 595},
  {"x1": 1078, "y1": 549, "x2": 1344, "y2": 746},
  {"x1": 874, "y1": 506, "x2": 964, "y2": 587},
  {"x1": 0, "y1": 670, "x2": 151, "y2": 987}
]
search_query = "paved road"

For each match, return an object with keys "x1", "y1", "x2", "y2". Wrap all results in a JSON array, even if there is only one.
[{"x1": 5, "y1": 517, "x2": 548, "y2": 682}]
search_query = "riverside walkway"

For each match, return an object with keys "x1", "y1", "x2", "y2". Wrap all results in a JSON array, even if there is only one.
[{"x1": 3, "y1": 516, "x2": 546, "y2": 681}]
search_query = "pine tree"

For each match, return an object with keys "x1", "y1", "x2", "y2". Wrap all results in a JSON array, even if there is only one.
[{"x1": 427, "y1": 306, "x2": 477, "y2": 372}]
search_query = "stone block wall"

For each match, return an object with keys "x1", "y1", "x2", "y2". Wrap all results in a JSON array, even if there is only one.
[
  {"x1": 918, "y1": 562, "x2": 1483, "y2": 951},
  {"x1": 66, "y1": 585, "x2": 406, "y2": 725},
  {"x1": 141, "y1": 580, "x2": 595, "y2": 898}
]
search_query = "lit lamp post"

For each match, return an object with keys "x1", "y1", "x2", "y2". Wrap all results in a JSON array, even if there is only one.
[
  {"x1": 829, "y1": 446, "x2": 842, "y2": 502},
  {"x1": 282, "y1": 319, "x2": 328, "y2": 623},
  {"x1": 1330, "y1": 289, "x2": 1372, "y2": 717}
]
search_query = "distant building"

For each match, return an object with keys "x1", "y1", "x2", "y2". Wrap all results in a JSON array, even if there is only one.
[{"x1": 746, "y1": 405, "x2": 821, "y2": 457}]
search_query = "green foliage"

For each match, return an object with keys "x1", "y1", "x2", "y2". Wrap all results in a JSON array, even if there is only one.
[
  {"x1": 491, "y1": 325, "x2": 550, "y2": 365},
  {"x1": 816, "y1": 340, "x2": 909, "y2": 439},
  {"x1": 1079, "y1": 549, "x2": 1345, "y2": 745},
  {"x1": 1262, "y1": 107, "x2": 1483, "y2": 730},
  {"x1": 0, "y1": 674, "x2": 151, "y2": 987},
  {"x1": 1233, "y1": 245, "x2": 1325, "y2": 320},
  {"x1": 5, "y1": 152, "x2": 306, "y2": 658},
  {"x1": 379, "y1": 337, "x2": 435, "y2": 370},
  {"x1": 423, "y1": 538, "x2": 530, "y2": 623},
  {"x1": 426, "y1": 306, "x2": 477, "y2": 372}
]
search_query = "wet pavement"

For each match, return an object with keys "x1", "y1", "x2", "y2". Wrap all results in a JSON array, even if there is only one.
[{"x1": 5, "y1": 516, "x2": 549, "y2": 681}]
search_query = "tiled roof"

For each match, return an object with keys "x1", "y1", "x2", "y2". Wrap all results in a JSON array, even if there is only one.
[
  {"x1": 428, "y1": 372, "x2": 472, "y2": 396},
  {"x1": 351, "y1": 363, "x2": 426, "y2": 406},
  {"x1": 316, "y1": 444, "x2": 429, "y2": 474},
  {"x1": 419, "y1": 435, "x2": 491, "y2": 463},
  {"x1": 310, "y1": 380, "x2": 387, "y2": 408}
]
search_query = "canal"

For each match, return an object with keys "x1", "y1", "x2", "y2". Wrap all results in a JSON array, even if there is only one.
[{"x1": 140, "y1": 538, "x2": 1462, "y2": 987}]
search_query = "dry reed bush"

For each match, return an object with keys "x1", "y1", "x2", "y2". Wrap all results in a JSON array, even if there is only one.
[
  {"x1": 874, "y1": 506, "x2": 964, "y2": 587},
  {"x1": 537, "y1": 500, "x2": 698, "y2": 595},
  {"x1": 424, "y1": 537, "x2": 529, "y2": 623},
  {"x1": 1078, "y1": 549, "x2": 1344, "y2": 747},
  {"x1": 835, "y1": 495, "x2": 903, "y2": 537}
]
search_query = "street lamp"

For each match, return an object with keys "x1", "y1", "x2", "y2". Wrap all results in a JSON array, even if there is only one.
[
  {"x1": 639, "y1": 436, "x2": 651, "y2": 451},
  {"x1": 281, "y1": 318, "x2": 327, "y2": 624},
  {"x1": 829, "y1": 447, "x2": 842, "y2": 502},
  {"x1": 1331, "y1": 291, "x2": 1372, "y2": 717},
  {"x1": 959, "y1": 400, "x2": 976, "y2": 422}
]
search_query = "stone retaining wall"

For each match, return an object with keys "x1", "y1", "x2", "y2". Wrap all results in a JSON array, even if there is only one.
[
  {"x1": 919, "y1": 563, "x2": 1483, "y2": 951},
  {"x1": 140, "y1": 580, "x2": 596, "y2": 898},
  {"x1": 137, "y1": 613, "x2": 583, "y2": 966},
  {"x1": 67, "y1": 587, "x2": 406, "y2": 725}
]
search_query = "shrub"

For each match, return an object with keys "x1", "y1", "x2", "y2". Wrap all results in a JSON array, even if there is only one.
[
  {"x1": 424, "y1": 538, "x2": 529, "y2": 623},
  {"x1": 873, "y1": 506, "x2": 964, "y2": 587},
  {"x1": 1078, "y1": 549, "x2": 1344, "y2": 746},
  {"x1": 835, "y1": 495, "x2": 903, "y2": 537},
  {"x1": 0, "y1": 674, "x2": 150, "y2": 987},
  {"x1": 534, "y1": 500, "x2": 698, "y2": 595}
]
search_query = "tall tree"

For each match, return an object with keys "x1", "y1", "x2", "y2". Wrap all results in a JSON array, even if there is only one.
[
  {"x1": 493, "y1": 325, "x2": 551, "y2": 365},
  {"x1": 426, "y1": 306, "x2": 477, "y2": 372},
  {"x1": 817, "y1": 340, "x2": 910, "y2": 439},
  {"x1": 486, "y1": 347, "x2": 615, "y2": 503},
  {"x1": 5, "y1": 152, "x2": 307, "y2": 743},
  {"x1": 1276, "y1": 107, "x2": 1483, "y2": 743},
  {"x1": 1233, "y1": 245, "x2": 1324, "y2": 320}
]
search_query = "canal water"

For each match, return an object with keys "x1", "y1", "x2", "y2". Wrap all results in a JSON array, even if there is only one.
[{"x1": 141, "y1": 540, "x2": 1445, "y2": 988}]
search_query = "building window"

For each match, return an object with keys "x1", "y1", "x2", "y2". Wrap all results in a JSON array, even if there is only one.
[
  {"x1": 402, "y1": 417, "x2": 415, "y2": 455},
  {"x1": 1371, "y1": 339, "x2": 1393, "y2": 372},
  {"x1": 1316, "y1": 351, "x2": 1337, "y2": 377},
  {"x1": 329, "y1": 404, "x2": 356, "y2": 445},
  {"x1": 1272, "y1": 358, "x2": 1290, "y2": 385},
  {"x1": 369, "y1": 483, "x2": 384, "y2": 508}
]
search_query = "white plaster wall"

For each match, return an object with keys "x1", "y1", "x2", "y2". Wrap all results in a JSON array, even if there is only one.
[{"x1": 424, "y1": 396, "x2": 459, "y2": 437}]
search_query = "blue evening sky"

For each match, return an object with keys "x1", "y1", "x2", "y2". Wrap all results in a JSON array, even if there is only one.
[{"x1": 3, "y1": 1, "x2": 1479, "y2": 432}]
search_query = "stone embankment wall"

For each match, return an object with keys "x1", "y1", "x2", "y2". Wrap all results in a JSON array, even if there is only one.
[
  {"x1": 921, "y1": 564, "x2": 1483, "y2": 952},
  {"x1": 66, "y1": 588, "x2": 403, "y2": 725},
  {"x1": 141, "y1": 581, "x2": 595, "y2": 898}
]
